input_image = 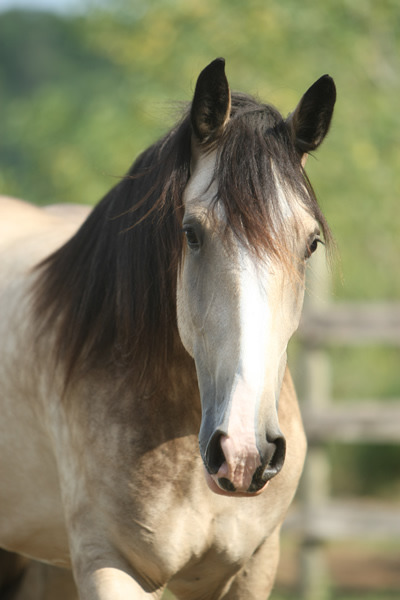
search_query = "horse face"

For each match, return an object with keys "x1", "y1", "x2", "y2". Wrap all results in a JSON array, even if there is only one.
[
  {"x1": 177, "y1": 149, "x2": 320, "y2": 496},
  {"x1": 176, "y1": 59, "x2": 335, "y2": 496}
]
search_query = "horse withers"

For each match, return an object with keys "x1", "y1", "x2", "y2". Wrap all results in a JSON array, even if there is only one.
[{"x1": 0, "y1": 59, "x2": 335, "y2": 599}]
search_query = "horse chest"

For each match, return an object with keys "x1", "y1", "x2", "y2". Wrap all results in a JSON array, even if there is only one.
[
  {"x1": 123, "y1": 490, "x2": 271, "y2": 587},
  {"x1": 163, "y1": 500, "x2": 271, "y2": 599},
  {"x1": 84, "y1": 416, "x2": 280, "y2": 586}
]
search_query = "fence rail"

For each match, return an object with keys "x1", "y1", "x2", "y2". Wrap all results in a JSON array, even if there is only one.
[
  {"x1": 299, "y1": 302, "x2": 400, "y2": 346},
  {"x1": 302, "y1": 402, "x2": 400, "y2": 443},
  {"x1": 285, "y1": 500, "x2": 400, "y2": 540}
]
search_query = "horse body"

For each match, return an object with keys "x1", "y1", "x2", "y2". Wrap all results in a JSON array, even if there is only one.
[
  {"x1": 0, "y1": 60, "x2": 335, "y2": 599},
  {"x1": 0, "y1": 198, "x2": 86, "y2": 564},
  {"x1": 0, "y1": 234, "x2": 304, "y2": 595}
]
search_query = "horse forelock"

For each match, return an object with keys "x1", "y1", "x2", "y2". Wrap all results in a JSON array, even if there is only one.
[
  {"x1": 32, "y1": 91, "x2": 330, "y2": 392},
  {"x1": 209, "y1": 93, "x2": 332, "y2": 265}
]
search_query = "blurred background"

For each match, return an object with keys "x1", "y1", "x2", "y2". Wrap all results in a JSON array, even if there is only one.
[{"x1": 0, "y1": 0, "x2": 399, "y2": 598}]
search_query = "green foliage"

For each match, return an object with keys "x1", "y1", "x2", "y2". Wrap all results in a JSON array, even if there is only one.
[
  {"x1": 0, "y1": 10, "x2": 128, "y2": 204},
  {"x1": 1, "y1": 1, "x2": 399, "y2": 297}
]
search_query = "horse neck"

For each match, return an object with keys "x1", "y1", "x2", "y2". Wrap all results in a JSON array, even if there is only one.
[{"x1": 60, "y1": 337, "x2": 201, "y2": 452}]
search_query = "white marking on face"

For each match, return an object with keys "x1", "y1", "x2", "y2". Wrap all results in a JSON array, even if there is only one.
[
  {"x1": 237, "y1": 253, "x2": 272, "y2": 392},
  {"x1": 212, "y1": 252, "x2": 274, "y2": 491}
]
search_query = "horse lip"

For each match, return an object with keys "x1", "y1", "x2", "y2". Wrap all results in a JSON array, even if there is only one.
[{"x1": 203, "y1": 467, "x2": 269, "y2": 497}]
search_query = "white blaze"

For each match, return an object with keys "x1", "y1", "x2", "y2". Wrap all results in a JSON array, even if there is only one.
[{"x1": 214, "y1": 253, "x2": 272, "y2": 491}]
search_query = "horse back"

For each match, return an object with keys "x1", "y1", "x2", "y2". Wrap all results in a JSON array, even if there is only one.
[
  {"x1": 0, "y1": 196, "x2": 91, "y2": 562},
  {"x1": 0, "y1": 196, "x2": 90, "y2": 256}
]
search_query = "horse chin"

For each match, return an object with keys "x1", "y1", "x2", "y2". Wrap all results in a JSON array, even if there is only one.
[{"x1": 203, "y1": 468, "x2": 269, "y2": 498}]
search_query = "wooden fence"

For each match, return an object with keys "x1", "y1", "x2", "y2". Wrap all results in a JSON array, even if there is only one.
[{"x1": 285, "y1": 250, "x2": 400, "y2": 599}]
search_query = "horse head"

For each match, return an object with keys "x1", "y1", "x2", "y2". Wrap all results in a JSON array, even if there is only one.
[{"x1": 177, "y1": 59, "x2": 336, "y2": 496}]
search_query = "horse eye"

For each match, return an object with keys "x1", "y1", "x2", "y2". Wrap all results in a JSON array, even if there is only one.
[
  {"x1": 305, "y1": 236, "x2": 323, "y2": 259},
  {"x1": 183, "y1": 226, "x2": 200, "y2": 250}
]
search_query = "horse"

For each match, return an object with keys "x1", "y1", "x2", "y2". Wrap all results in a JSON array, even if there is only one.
[{"x1": 0, "y1": 58, "x2": 336, "y2": 600}]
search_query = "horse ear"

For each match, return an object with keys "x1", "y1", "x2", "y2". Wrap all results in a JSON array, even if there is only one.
[
  {"x1": 287, "y1": 75, "x2": 336, "y2": 156},
  {"x1": 191, "y1": 58, "x2": 231, "y2": 144}
]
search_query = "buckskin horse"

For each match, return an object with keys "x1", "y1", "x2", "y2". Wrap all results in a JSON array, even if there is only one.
[{"x1": 0, "y1": 59, "x2": 335, "y2": 599}]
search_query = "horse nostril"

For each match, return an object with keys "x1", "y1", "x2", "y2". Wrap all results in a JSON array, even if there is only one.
[
  {"x1": 263, "y1": 435, "x2": 286, "y2": 480},
  {"x1": 204, "y1": 431, "x2": 225, "y2": 474},
  {"x1": 246, "y1": 436, "x2": 286, "y2": 493}
]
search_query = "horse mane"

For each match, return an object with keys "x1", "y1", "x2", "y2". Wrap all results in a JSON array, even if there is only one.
[{"x1": 32, "y1": 92, "x2": 330, "y2": 390}]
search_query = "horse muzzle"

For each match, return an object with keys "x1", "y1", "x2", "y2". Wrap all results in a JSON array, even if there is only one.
[{"x1": 201, "y1": 430, "x2": 286, "y2": 496}]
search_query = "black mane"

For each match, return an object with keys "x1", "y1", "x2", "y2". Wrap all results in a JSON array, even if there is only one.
[{"x1": 33, "y1": 92, "x2": 330, "y2": 389}]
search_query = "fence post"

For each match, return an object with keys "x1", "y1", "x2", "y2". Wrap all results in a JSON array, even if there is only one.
[{"x1": 299, "y1": 248, "x2": 332, "y2": 600}]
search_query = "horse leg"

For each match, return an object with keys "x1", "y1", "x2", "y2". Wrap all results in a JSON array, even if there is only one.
[
  {"x1": 222, "y1": 527, "x2": 281, "y2": 600},
  {"x1": 71, "y1": 562, "x2": 165, "y2": 600},
  {"x1": 67, "y1": 529, "x2": 165, "y2": 600}
]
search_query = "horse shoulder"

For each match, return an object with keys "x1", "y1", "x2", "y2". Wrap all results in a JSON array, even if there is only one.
[{"x1": 42, "y1": 203, "x2": 92, "y2": 223}]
